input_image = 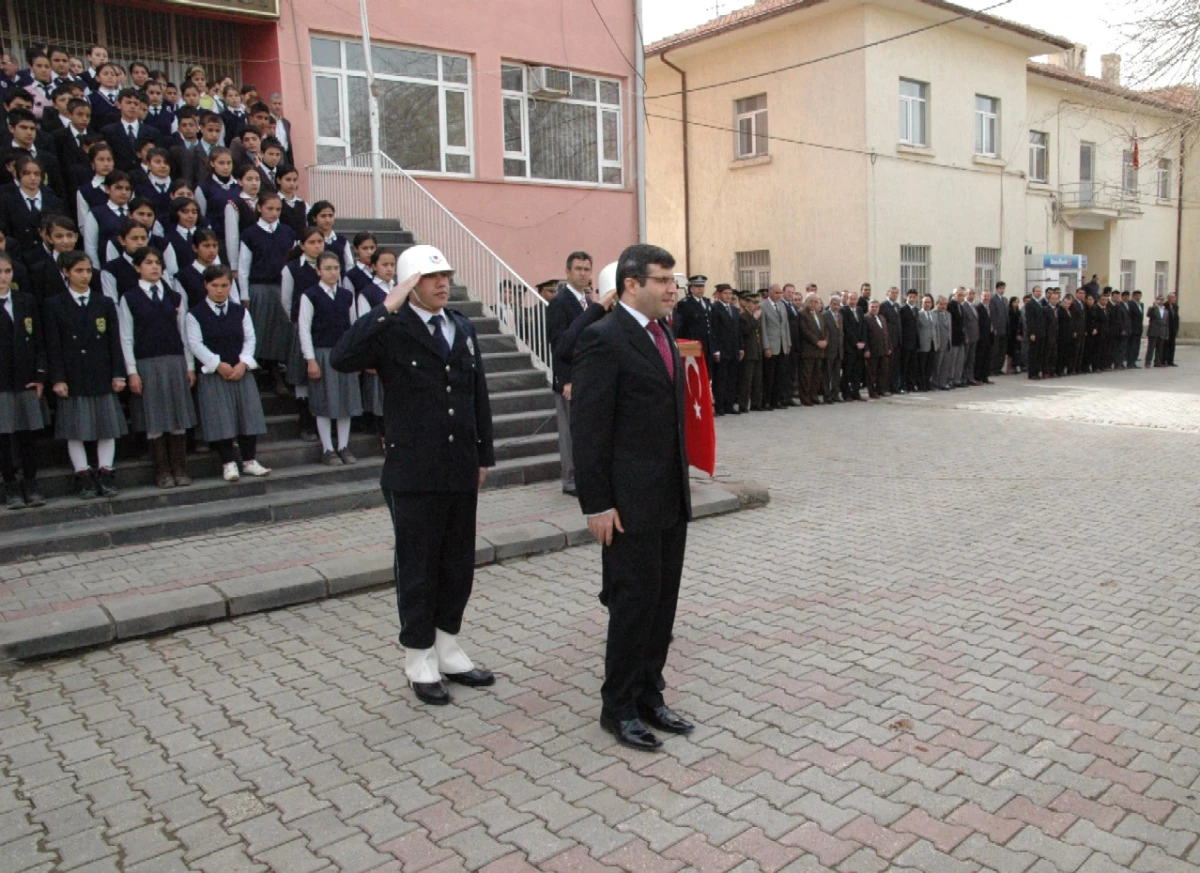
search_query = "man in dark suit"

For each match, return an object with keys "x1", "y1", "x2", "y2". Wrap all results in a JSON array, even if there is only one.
[
  {"x1": 268, "y1": 93, "x2": 295, "y2": 167},
  {"x1": 899, "y1": 289, "x2": 919, "y2": 392},
  {"x1": 330, "y1": 244, "x2": 496, "y2": 707},
  {"x1": 1146, "y1": 296, "x2": 1168, "y2": 367},
  {"x1": 100, "y1": 89, "x2": 157, "y2": 173},
  {"x1": 1164, "y1": 292, "x2": 1179, "y2": 366},
  {"x1": 989, "y1": 281, "x2": 1008, "y2": 375},
  {"x1": 863, "y1": 300, "x2": 890, "y2": 398},
  {"x1": 673, "y1": 274, "x2": 714, "y2": 376},
  {"x1": 795, "y1": 291, "x2": 826, "y2": 406},
  {"x1": 1024, "y1": 286, "x2": 1047, "y2": 379},
  {"x1": 821, "y1": 295, "x2": 844, "y2": 403},
  {"x1": 879, "y1": 287, "x2": 903, "y2": 393},
  {"x1": 1112, "y1": 290, "x2": 1130, "y2": 369},
  {"x1": 781, "y1": 284, "x2": 801, "y2": 406},
  {"x1": 1126, "y1": 290, "x2": 1144, "y2": 368},
  {"x1": 841, "y1": 290, "x2": 866, "y2": 400},
  {"x1": 708, "y1": 283, "x2": 740, "y2": 415},
  {"x1": 947, "y1": 289, "x2": 965, "y2": 384},
  {"x1": 1069, "y1": 290, "x2": 1087, "y2": 374},
  {"x1": 571, "y1": 243, "x2": 693, "y2": 753},
  {"x1": 975, "y1": 291, "x2": 993, "y2": 384},
  {"x1": 546, "y1": 251, "x2": 591, "y2": 496}
]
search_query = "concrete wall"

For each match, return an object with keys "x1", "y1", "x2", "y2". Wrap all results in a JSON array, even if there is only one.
[{"x1": 270, "y1": 0, "x2": 639, "y2": 283}]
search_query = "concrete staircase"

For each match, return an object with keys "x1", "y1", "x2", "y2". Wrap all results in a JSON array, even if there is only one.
[{"x1": 0, "y1": 220, "x2": 560, "y2": 562}]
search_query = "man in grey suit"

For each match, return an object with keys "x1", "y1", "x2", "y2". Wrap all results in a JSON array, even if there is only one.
[
  {"x1": 821, "y1": 295, "x2": 844, "y2": 403},
  {"x1": 1146, "y1": 297, "x2": 1168, "y2": 367},
  {"x1": 989, "y1": 281, "x2": 1008, "y2": 375},
  {"x1": 934, "y1": 296, "x2": 954, "y2": 389},
  {"x1": 916, "y1": 293, "x2": 938, "y2": 391},
  {"x1": 759, "y1": 284, "x2": 791, "y2": 410},
  {"x1": 1126, "y1": 290, "x2": 1144, "y2": 368},
  {"x1": 960, "y1": 288, "x2": 980, "y2": 386}
]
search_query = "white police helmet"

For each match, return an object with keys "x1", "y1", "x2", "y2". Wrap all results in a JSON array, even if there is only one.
[
  {"x1": 596, "y1": 261, "x2": 619, "y2": 296},
  {"x1": 397, "y1": 244, "x2": 454, "y2": 277}
]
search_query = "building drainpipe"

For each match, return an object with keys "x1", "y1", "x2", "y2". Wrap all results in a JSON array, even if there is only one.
[
  {"x1": 660, "y1": 52, "x2": 690, "y2": 272},
  {"x1": 635, "y1": 0, "x2": 647, "y2": 243},
  {"x1": 1175, "y1": 128, "x2": 1186, "y2": 304}
]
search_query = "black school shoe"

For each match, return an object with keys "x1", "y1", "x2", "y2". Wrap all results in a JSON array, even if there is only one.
[
  {"x1": 444, "y1": 668, "x2": 495, "y2": 687},
  {"x1": 96, "y1": 467, "x2": 119, "y2": 497},
  {"x1": 21, "y1": 479, "x2": 45, "y2": 507},
  {"x1": 4, "y1": 481, "x2": 24, "y2": 509},
  {"x1": 410, "y1": 680, "x2": 451, "y2": 705},
  {"x1": 76, "y1": 469, "x2": 98, "y2": 499}
]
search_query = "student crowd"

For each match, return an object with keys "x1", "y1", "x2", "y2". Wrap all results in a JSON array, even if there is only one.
[{"x1": 0, "y1": 41, "x2": 403, "y2": 508}]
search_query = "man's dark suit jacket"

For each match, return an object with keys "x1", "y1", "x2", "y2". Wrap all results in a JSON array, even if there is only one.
[
  {"x1": 546, "y1": 285, "x2": 584, "y2": 394},
  {"x1": 865, "y1": 313, "x2": 890, "y2": 356},
  {"x1": 1024, "y1": 297, "x2": 1047, "y2": 339},
  {"x1": 797, "y1": 307, "x2": 826, "y2": 359},
  {"x1": 947, "y1": 300, "x2": 965, "y2": 346},
  {"x1": 570, "y1": 305, "x2": 692, "y2": 534},
  {"x1": 842, "y1": 304, "x2": 864, "y2": 356},
  {"x1": 975, "y1": 303, "x2": 991, "y2": 339},
  {"x1": 899, "y1": 303, "x2": 918, "y2": 352},
  {"x1": 100, "y1": 122, "x2": 160, "y2": 173},
  {"x1": 709, "y1": 300, "x2": 740, "y2": 360},
  {"x1": 879, "y1": 299, "x2": 902, "y2": 354}
]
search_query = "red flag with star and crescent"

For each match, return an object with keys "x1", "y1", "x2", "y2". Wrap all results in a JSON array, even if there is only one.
[{"x1": 682, "y1": 350, "x2": 716, "y2": 476}]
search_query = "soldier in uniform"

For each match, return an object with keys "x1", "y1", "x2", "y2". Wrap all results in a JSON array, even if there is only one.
[
  {"x1": 736, "y1": 291, "x2": 764, "y2": 412},
  {"x1": 672, "y1": 275, "x2": 714, "y2": 376},
  {"x1": 330, "y1": 244, "x2": 496, "y2": 706}
]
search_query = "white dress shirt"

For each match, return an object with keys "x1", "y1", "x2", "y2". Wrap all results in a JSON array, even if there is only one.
[
  {"x1": 0, "y1": 292, "x2": 12, "y2": 319},
  {"x1": 357, "y1": 277, "x2": 396, "y2": 318},
  {"x1": 118, "y1": 280, "x2": 193, "y2": 375},
  {"x1": 298, "y1": 282, "x2": 353, "y2": 360},
  {"x1": 279, "y1": 256, "x2": 318, "y2": 317},
  {"x1": 410, "y1": 300, "x2": 457, "y2": 350},
  {"x1": 226, "y1": 196, "x2": 257, "y2": 270},
  {"x1": 83, "y1": 200, "x2": 130, "y2": 269},
  {"x1": 236, "y1": 217, "x2": 277, "y2": 298},
  {"x1": 186, "y1": 297, "x2": 258, "y2": 374}
]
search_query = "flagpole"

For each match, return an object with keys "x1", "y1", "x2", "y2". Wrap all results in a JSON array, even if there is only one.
[{"x1": 358, "y1": 0, "x2": 384, "y2": 218}]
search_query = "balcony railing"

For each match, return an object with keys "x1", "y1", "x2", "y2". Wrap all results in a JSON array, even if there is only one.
[
  {"x1": 1058, "y1": 181, "x2": 1144, "y2": 217},
  {"x1": 307, "y1": 152, "x2": 551, "y2": 377}
]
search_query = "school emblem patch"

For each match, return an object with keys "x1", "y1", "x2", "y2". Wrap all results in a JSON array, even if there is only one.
[
  {"x1": 96, "y1": 317, "x2": 107, "y2": 335},
  {"x1": 23, "y1": 317, "x2": 32, "y2": 336}
]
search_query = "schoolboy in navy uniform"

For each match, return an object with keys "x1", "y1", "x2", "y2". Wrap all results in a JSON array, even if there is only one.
[
  {"x1": 330, "y1": 244, "x2": 496, "y2": 706},
  {"x1": 86, "y1": 63, "x2": 122, "y2": 131},
  {"x1": 142, "y1": 80, "x2": 175, "y2": 140},
  {"x1": 100, "y1": 88, "x2": 154, "y2": 172}
]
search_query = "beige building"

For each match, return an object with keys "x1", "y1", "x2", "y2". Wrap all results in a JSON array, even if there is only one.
[{"x1": 645, "y1": 0, "x2": 1198, "y2": 334}]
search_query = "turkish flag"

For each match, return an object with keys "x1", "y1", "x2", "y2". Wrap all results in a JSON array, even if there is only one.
[{"x1": 683, "y1": 352, "x2": 716, "y2": 476}]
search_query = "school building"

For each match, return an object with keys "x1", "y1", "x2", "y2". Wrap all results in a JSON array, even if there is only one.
[{"x1": 13, "y1": 0, "x2": 643, "y2": 284}]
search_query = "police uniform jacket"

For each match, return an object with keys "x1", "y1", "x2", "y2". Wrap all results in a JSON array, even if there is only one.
[
  {"x1": 330, "y1": 301, "x2": 495, "y2": 493},
  {"x1": 44, "y1": 291, "x2": 126, "y2": 394},
  {"x1": 674, "y1": 293, "x2": 714, "y2": 354}
]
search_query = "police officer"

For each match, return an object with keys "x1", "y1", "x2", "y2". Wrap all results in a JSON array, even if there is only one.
[
  {"x1": 673, "y1": 275, "x2": 715, "y2": 374},
  {"x1": 331, "y1": 244, "x2": 496, "y2": 706}
]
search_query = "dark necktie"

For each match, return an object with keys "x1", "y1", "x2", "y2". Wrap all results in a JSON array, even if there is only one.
[
  {"x1": 107, "y1": 93, "x2": 115, "y2": 104},
  {"x1": 647, "y1": 321, "x2": 675, "y2": 380},
  {"x1": 26, "y1": 197, "x2": 38, "y2": 214},
  {"x1": 151, "y1": 284, "x2": 160, "y2": 302},
  {"x1": 217, "y1": 303, "x2": 226, "y2": 317},
  {"x1": 78, "y1": 296, "x2": 88, "y2": 308},
  {"x1": 117, "y1": 207, "x2": 126, "y2": 217},
  {"x1": 428, "y1": 314, "x2": 451, "y2": 359},
  {"x1": 127, "y1": 124, "x2": 136, "y2": 141}
]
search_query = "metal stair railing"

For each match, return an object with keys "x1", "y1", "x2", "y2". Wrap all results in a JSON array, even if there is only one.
[{"x1": 307, "y1": 151, "x2": 552, "y2": 377}]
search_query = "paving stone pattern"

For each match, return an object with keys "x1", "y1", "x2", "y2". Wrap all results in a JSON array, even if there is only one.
[{"x1": 2, "y1": 353, "x2": 1199, "y2": 872}]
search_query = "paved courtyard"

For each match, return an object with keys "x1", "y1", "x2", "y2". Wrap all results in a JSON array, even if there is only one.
[{"x1": 2, "y1": 352, "x2": 1199, "y2": 873}]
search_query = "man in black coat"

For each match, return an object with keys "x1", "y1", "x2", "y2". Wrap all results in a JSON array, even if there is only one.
[
  {"x1": 1023, "y1": 287, "x2": 1047, "y2": 379},
  {"x1": 673, "y1": 274, "x2": 715, "y2": 376},
  {"x1": 1164, "y1": 292, "x2": 1179, "y2": 365},
  {"x1": 546, "y1": 251, "x2": 592, "y2": 496},
  {"x1": 1126, "y1": 290, "x2": 1144, "y2": 368},
  {"x1": 841, "y1": 290, "x2": 866, "y2": 400},
  {"x1": 899, "y1": 289, "x2": 919, "y2": 392},
  {"x1": 330, "y1": 245, "x2": 496, "y2": 707},
  {"x1": 571, "y1": 243, "x2": 693, "y2": 753},
  {"x1": 974, "y1": 291, "x2": 993, "y2": 384},
  {"x1": 947, "y1": 290, "x2": 965, "y2": 383},
  {"x1": 880, "y1": 287, "x2": 903, "y2": 392},
  {"x1": 99, "y1": 89, "x2": 158, "y2": 173},
  {"x1": 708, "y1": 283, "x2": 740, "y2": 415},
  {"x1": 0, "y1": 279, "x2": 47, "y2": 506}
]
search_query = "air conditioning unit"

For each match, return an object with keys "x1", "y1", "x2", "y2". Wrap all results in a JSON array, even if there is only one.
[{"x1": 528, "y1": 66, "x2": 571, "y2": 98}]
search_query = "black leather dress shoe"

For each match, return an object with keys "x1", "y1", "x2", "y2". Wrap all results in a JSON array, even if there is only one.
[
  {"x1": 600, "y1": 715, "x2": 662, "y2": 751},
  {"x1": 444, "y1": 668, "x2": 495, "y2": 687},
  {"x1": 638, "y1": 704, "x2": 695, "y2": 735},
  {"x1": 411, "y1": 680, "x2": 451, "y2": 705}
]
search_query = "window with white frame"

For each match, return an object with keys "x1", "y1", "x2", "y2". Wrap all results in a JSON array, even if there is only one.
[
  {"x1": 310, "y1": 36, "x2": 472, "y2": 175},
  {"x1": 975, "y1": 247, "x2": 1000, "y2": 293},
  {"x1": 1029, "y1": 131, "x2": 1048, "y2": 182},
  {"x1": 1119, "y1": 259, "x2": 1135, "y2": 292},
  {"x1": 899, "y1": 79, "x2": 928, "y2": 146},
  {"x1": 1122, "y1": 151, "x2": 1138, "y2": 196},
  {"x1": 734, "y1": 95, "x2": 769, "y2": 159},
  {"x1": 735, "y1": 250, "x2": 770, "y2": 291},
  {"x1": 501, "y1": 64, "x2": 623, "y2": 186},
  {"x1": 1154, "y1": 261, "x2": 1169, "y2": 297},
  {"x1": 1157, "y1": 159, "x2": 1172, "y2": 200},
  {"x1": 974, "y1": 95, "x2": 999, "y2": 157},
  {"x1": 900, "y1": 245, "x2": 930, "y2": 298}
]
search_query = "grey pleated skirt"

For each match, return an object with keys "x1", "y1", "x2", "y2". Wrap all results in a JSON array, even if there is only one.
[
  {"x1": 361, "y1": 372, "x2": 384, "y2": 416},
  {"x1": 54, "y1": 393, "x2": 128, "y2": 441},
  {"x1": 286, "y1": 323, "x2": 306, "y2": 387},
  {"x1": 308, "y1": 347, "x2": 362, "y2": 419},
  {"x1": 249, "y1": 282, "x2": 292, "y2": 361},
  {"x1": 130, "y1": 355, "x2": 197, "y2": 435},
  {"x1": 197, "y1": 371, "x2": 267, "y2": 442},
  {"x1": 0, "y1": 388, "x2": 47, "y2": 434}
]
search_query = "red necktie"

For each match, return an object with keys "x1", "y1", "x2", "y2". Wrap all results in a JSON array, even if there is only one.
[{"x1": 647, "y1": 321, "x2": 675, "y2": 380}]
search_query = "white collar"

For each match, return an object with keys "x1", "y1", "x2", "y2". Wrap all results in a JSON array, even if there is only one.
[
  {"x1": 324, "y1": 233, "x2": 338, "y2": 244},
  {"x1": 212, "y1": 176, "x2": 234, "y2": 189},
  {"x1": 206, "y1": 297, "x2": 231, "y2": 312},
  {"x1": 176, "y1": 225, "x2": 195, "y2": 238},
  {"x1": 318, "y1": 281, "x2": 338, "y2": 295},
  {"x1": 149, "y1": 174, "x2": 171, "y2": 187},
  {"x1": 256, "y1": 218, "x2": 278, "y2": 232},
  {"x1": 122, "y1": 252, "x2": 135, "y2": 265},
  {"x1": 282, "y1": 195, "x2": 301, "y2": 205},
  {"x1": 20, "y1": 189, "x2": 40, "y2": 202},
  {"x1": 138, "y1": 279, "x2": 164, "y2": 294},
  {"x1": 122, "y1": 119, "x2": 139, "y2": 129},
  {"x1": 410, "y1": 301, "x2": 445, "y2": 323},
  {"x1": 239, "y1": 193, "x2": 257, "y2": 205},
  {"x1": 373, "y1": 276, "x2": 395, "y2": 290},
  {"x1": 91, "y1": 175, "x2": 105, "y2": 187},
  {"x1": 619, "y1": 300, "x2": 651, "y2": 329},
  {"x1": 193, "y1": 258, "x2": 219, "y2": 272},
  {"x1": 70, "y1": 289, "x2": 90, "y2": 303}
]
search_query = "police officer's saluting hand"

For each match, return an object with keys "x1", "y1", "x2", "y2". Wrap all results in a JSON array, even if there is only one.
[{"x1": 331, "y1": 245, "x2": 496, "y2": 706}]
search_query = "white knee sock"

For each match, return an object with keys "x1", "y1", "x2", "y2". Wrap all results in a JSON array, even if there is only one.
[
  {"x1": 67, "y1": 440, "x2": 88, "y2": 472},
  {"x1": 336, "y1": 417, "x2": 351, "y2": 450},
  {"x1": 97, "y1": 439, "x2": 116, "y2": 468},
  {"x1": 147, "y1": 431, "x2": 163, "y2": 440},
  {"x1": 315, "y1": 416, "x2": 333, "y2": 452}
]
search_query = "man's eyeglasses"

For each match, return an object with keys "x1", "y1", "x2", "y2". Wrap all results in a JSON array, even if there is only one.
[{"x1": 641, "y1": 275, "x2": 676, "y2": 287}]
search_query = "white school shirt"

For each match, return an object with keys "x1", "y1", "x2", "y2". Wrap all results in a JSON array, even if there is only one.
[
  {"x1": 99, "y1": 253, "x2": 135, "y2": 303},
  {"x1": 357, "y1": 277, "x2": 396, "y2": 319},
  {"x1": 279, "y1": 256, "x2": 318, "y2": 318},
  {"x1": 225, "y1": 195, "x2": 257, "y2": 269},
  {"x1": 236, "y1": 217, "x2": 277, "y2": 299},
  {"x1": 118, "y1": 279, "x2": 193, "y2": 376},
  {"x1": 162, "y1": 225, "x2": 198, "y2": 279},
  {"x1": 297, "y1": 281, "x2": 353, "y2": 361},
  {"x1": 185, "y1": 297, "x2": 258, "y2": 374}
]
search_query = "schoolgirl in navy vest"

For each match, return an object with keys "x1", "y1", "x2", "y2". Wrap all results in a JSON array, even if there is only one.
[
  {"x1": 344, "y1": 231, "x2": 377, "y2": 293},
  {"x1": 225, "y1": 165, "x2": 260, "y2": 276},
  {"x1": 117, "y1": 247, "x2": 197, "y2": 488},
  {"x1": 0, "y1": 252, "x2": 48, "y2": 508},
  {"x1": 173, "y1": 229, "x2": 229, "y2": 309},
  {"x1": 194, "y1": 147, "x2": 238, "y2": 261},
  {"x1": 184, "y1": 264, "x2": 270, "y2": 483},
  {"x1": 124, "y1": 198, "x2": 166, "y2": 260},
  {"x1": 308, "y1": 201, "x2": 355, "y2": 273},
  {"x1": 81, "y1": 170, "x2": 134, "y2": 269},
  {"x1": 160, "y1": 197, "x2": 204, "y2": 280},
  {"x1": 237, "y1": 191, "x2": 294, "y2": 392},
  {"x1": 276, "y1": 166, "x2": 307, "y2": 237},
  {"x1": 100, "y1": 219, "x2": 151, "y2": 303},
  {"x1": 281, "y1": 228, "x2": 324, "y2": 442},
  {"x1": 45, "y1": 251, "x2": 127, "y2": 498},
  {"x1": 299, "y1": 251, "x2": 361, "y2": 466},
  {"x1": 75, "y1": 144, "x2": 115, "y2": 221},
  {"x1": 357, "y1": 247, "x2": 397, "y2": 440}
]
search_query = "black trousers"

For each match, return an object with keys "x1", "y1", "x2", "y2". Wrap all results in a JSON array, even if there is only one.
[
  {"x1": 211, "y1": 435, "x2": 258, "y2": 464},
  {"x1": 1127, "y1": 333, "x2": 1142, "y2": 367},
  {"x1": 712, "y1": 357, "x2": 737, "y2": 413},
  {"x1": 0, "y1": 431, "x2": 37, "y2": 482},
  {"x1": 902, "y1": 348, "x2": 919, "y2": 391},
  {"x1": 1165, "y1": 335, "x2": 1177, "y2": 364},
  {"x1": 601, "y1": 515, "x2": 687, "y2": 721},
  {"x1": 1027, "y1": 340, "x2": 1043, "y2": 379},
  {"x1": 990, "y1": 336, "x2": 1006, "y2": 374},
  {"x1": 841, "y1": 350, "x2": 863, "y2": 398},
  {"x1": 890, "y1": 348, "x2": 904, "y2": 391},
  {"x1": 974, "y1": 336, "x2": 992, "y2": 382},
  {"x1": 761, "y1": 354, "x2": 782, "y2": 408},
  {"x1": 383, "y1": 488, "x2": 478, "y2": 649}
]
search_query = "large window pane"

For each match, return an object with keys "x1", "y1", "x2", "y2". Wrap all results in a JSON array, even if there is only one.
[
  {"x1": 529, "y1": 100, "x2": 597, "y2": 183},
  {"x1": 373, "y1": 45, "x2": 437, "y2": 79},
  {"x1": 602, "y1": 110, "x2": 618, "y2": 162},
  {"x1": 311, "y1": 38, "x2": 341, "y2": 68},
  {"x1": 315, "y1": 76, "x2": 342, "y2": 138},
  {"x1": 345, "y1": 42, "x2": 365, "y2": 72},
  {"x1": 503, "y1": 97, "x2": 523, "y2": 153},
  {"x1": 571, "y1": 75, "x2": 596, "y2": 101},
  {"x1": 347, "y1": 76, "x2": 370, "y2": 154},
  {"x1": 599, "y1": 80, "x2": 620, "y2": 105},
  {"x1": 378, "y1": 79, "x2": 441, "y2": 171},
  {"x1": 445, "y1": 90, "x2": 467, "y2": 148},
  {"x1": 504, "y1": 157, "x2": 527, "y2": 177}
]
